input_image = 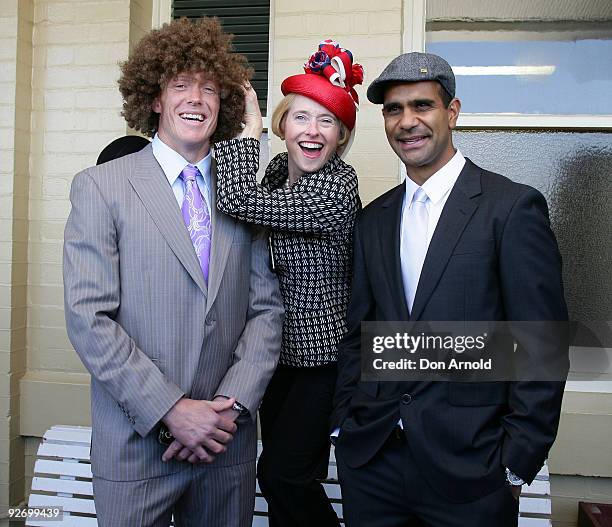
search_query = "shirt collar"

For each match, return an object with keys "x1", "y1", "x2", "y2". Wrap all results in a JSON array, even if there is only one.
[
  {"x1": 152, "y1": 134, "x2": 212, "y2": 186},
  {"x1": 404, "y1": 150, "x2": 466, "y2": 206}
]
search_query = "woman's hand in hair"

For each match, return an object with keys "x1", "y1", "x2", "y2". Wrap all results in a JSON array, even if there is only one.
[{"x1": 240, "y1": 82, "x2": 263, "y2": 140}]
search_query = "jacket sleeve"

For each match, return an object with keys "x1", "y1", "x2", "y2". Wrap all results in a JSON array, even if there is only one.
[
  {"x1": 214, "y1": 227, "x2": 284, "y2": 416},
  {"x1": 63, "y1": 170, "x2": 184, "y2": 437},
  {"x1": 215, "y1": 138, "x2": 359, "y2": 234},
  {"x1": 331, "y1": 211, "x2": 376, "y2": 430},
  {"x1": 498, "y1": 186, "x2": 570, "y2": 483}
]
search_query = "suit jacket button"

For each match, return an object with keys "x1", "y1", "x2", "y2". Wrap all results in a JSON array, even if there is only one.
[{"x1": 401, "y1": 393, "x2": 412, "y2": 405}]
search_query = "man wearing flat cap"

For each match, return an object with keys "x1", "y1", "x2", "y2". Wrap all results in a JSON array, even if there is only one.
[{"x1": 331, "y1": 52, "x2": 568, "y2": 526}]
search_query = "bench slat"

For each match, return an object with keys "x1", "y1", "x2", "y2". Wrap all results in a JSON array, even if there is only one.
[
  {"x1": 517, "y1": 518, "x2": 552, "y2": 527},
  {"x1": 31, "y1": 476, "x2": 93, "y2": 496},
  {"x1": 251, "y1": 515, "x2": 269, "y2": 527},
  {"x1": 27, "y1": 516, "x2": 98, "y2": 527},
  {"x1": 519, "y1": 496, "x2": 552, "y2": 515},
  {"x1": 37, "y1": 443, "x2": 91, "y2": 461},
  {"x1": 322, "y1": 482, "x2": 343, "y2": 500},
  {"x1": 34, "y1": 459, "x2": 92, "y2": 479},
  {"x1": 28, "y1": 494, "x2": 97, "y2": 514}
]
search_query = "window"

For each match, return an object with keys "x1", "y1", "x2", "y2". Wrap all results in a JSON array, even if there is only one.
[
  {"x1": 424, "y1": 0, "x2": 612, "y2": 128},
  {"x1": 427, "y1": 28, "x2": 612, "y2": 116}
]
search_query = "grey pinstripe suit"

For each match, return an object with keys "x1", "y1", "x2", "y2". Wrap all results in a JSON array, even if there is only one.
[{"x1": 63, "y1": 144, "x2": 283, "y2": 525}]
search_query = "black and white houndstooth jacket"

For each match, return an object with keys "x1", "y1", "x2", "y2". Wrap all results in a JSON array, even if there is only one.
[{"x1": 215, "y1": 138, "x2": 361, "y2": 367}]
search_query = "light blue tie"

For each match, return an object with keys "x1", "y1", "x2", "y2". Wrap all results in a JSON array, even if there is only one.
[{"x1": 402, "y1": 187, "x2": 429, "y2": 313}]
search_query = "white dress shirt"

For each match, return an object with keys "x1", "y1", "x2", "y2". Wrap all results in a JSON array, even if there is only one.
[
  {"x1": 151, "y1": 134, "x2": 212, "y2": 210},
  {"x1": 400, "y1": 149, "x2": 466, "y2": 283}
]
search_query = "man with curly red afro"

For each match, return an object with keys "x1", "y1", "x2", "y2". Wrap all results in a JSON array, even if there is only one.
[
  {"x1": 118, "y1": 17, "x2": 250, "y2": 144},
  {"x1": 63, "y1": 17, "x2": 283, "y2": 527}
]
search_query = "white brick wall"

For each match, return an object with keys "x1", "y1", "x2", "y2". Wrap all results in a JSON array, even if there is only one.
[
  {"x1": 26, "y1": 0, "x2": 131, "y2": 386},
  {"x1": 0, "y1": 0, "x2": 33, "y2": 508}
]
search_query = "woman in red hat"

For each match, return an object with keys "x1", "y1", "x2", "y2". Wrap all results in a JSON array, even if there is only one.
[{"x1": 215, "y1": 39, "x2": 363, "y2": 527}]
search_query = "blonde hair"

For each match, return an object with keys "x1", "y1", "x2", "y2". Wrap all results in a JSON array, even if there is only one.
[{"x1": 271, "y1": 94, "x2": 350, "y2": 149}]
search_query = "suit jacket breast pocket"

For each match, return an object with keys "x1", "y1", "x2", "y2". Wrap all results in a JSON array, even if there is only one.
[
  {"x1": 448, "y1": 382, "x2": 507, "y2": 406},
  {"x1": 452, "y1": 237, "x2": 495, "y2": 256}
]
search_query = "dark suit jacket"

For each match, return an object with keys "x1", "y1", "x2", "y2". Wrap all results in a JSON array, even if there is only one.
[{"x1": 332, "y1": 158, "x2": 569, "y2": 503}]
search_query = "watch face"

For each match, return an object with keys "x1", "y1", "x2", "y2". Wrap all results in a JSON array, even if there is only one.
[
  {"x1": 158, "y1": 425, "x2": 174, "y2": 446},
  {"x1": 505, "y1": 468, "x2": 524, "y2": 486},
  {"x1": 232, "y1": 402, "x2": 248, "y2": 415}
]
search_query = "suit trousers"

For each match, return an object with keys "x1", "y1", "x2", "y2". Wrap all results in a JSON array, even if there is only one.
[
  {"x1": 257, "y1": 363, "x2": 340, "y2": 527},
  {"x1": 336, "y1": 428, "x2": 519, "y2": 527},
  {"x1": 93, "y1": 460, "x2": 256, "y2": 527}
]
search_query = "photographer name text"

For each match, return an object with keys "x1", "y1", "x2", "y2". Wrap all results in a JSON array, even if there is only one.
[{"x1": 372, "y1": 358, "x2": 492, "y2": 370}]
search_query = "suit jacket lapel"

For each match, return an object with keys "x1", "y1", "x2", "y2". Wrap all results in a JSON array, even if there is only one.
[
  {"x1": 127, "y1": 145, "x2": 208, "y2": 296},
  {"x1": 206, "y1": 159, "x2": 236, "y2": 315},
  {"x1": 379, "y1": 184, "x2": 410, "y2": 321},
  {"x1": 410, "y1": 159, "x2": 482, "y2": 321}
]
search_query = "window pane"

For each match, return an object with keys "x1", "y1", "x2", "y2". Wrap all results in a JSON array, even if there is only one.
[
  {"x1": 426, "y1": 31, "x2": 612, "y2": 115},
  {"x1": 454, "y1": 130, "x2": 612, "y2": 344}
]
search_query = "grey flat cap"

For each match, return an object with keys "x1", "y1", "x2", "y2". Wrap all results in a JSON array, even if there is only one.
[{"x1": 367, "y1": 52, "x2": 455, "y2": 104}]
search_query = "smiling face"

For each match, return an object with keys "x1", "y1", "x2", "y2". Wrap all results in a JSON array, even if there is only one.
[
  {"x1": 152, "y1": 72, "x2": 220, "y2": 163},
  {"x1": 382, "y1": 81, "x2": 460, "y2": 185},
  {"x1": 281, "y1": 95, "x2": 341, "y2": 183}
]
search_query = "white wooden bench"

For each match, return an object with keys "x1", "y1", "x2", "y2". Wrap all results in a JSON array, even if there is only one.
[
  {"x1": 26, "y1": 426, "x2": 95, "y2": 526},
  {"x1": 27, "y1": 425, "x2": 553, "y2": 526}
]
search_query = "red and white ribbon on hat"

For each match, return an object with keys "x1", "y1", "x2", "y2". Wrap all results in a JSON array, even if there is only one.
[{"x1": 304, "y1": 39, "x2": 364, "y2": 106}]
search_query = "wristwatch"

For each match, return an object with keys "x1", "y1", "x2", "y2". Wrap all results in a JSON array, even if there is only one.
[
  {"x1": 505, "y1": 467, "x2": 525, "y2": 486},
  {"x1": 232, "y1": 401, "x2": 249, "y2": 416}
]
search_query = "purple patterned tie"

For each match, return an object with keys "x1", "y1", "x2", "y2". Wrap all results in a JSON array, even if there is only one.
[{"x1": 180, "y1": 165, "x2": 211, "y2": 283}]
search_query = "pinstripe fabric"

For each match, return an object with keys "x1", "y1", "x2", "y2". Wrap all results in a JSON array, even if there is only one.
[
  {"x1": 93, "y1": 471, "x2": 188, "y2": 527},
  {"x1": 174, "y1": 461, "x2": 256, "y2": 527},
  {"x1": 64, "y1": 145, "x2": 283, "y2": 503},
  {"x1": 94, "y1": 460, "x2": 255, "y2": 526}
]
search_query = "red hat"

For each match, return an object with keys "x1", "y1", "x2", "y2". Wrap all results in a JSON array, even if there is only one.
[{"x1": 281, "y1": 39, "x2": 364, "y2": 131}]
